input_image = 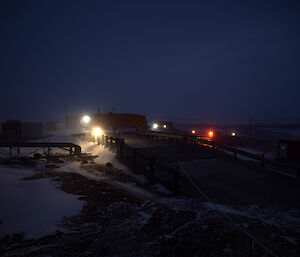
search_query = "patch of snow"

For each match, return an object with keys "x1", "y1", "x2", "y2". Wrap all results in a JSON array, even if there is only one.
[
  {"x1": 164, "y1": 219, "x2": 197, "y2": 240},
  {"x1": 241, "y1": 222, "x2": 249, "y2": 228},
  {"x1": 157, "y1": 198, "x2": 300, "y2": 234},
  {"x1": 57, "y1": 161, "x2": 105, "y2": 181},
  {"x1": 138, "y1": 211, "x2": 152, "y2": 226},
  {"x1": 203, "y1": 202, "x2": 300, "y2": 233},
  {"x1": 152, "y1": 184, "x2": 172, "y2": 195},
  {"x1": 0, "y1": 165, "x2": 83, "y2": 239},
  {"x1": 114, "y1": 181, "x2": 154, "y2": 198},
  {"x1": 54, "y1": 138, "x2": 150, "y2": 187},
  {"x1": 1, "y1": 243, "x2": 56, "y2": 257},
  {"x1": 201, "y1": 224, "x2": 209, "y2": 230},
  {"x1": 282, "y1": 236, "x2": 297, "y2": 245}
]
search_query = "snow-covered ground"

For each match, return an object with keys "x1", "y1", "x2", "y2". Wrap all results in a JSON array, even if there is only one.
[
  {"x1": 157, "y1": 198, "x2": 300, "y2": 235},
  {"x1": 0, "y1": 133, "x2": 155, "y2": 239},
  {"x1": 259, "y1": 127, "x2": 300, "y2": 139},
  {"x1": 1, "y1": 131, "x2": 299, "y2": 246},
  {"x1": 0, "y1": 165, "x2": 83, "y2": 239},
  {"x1": 59, "y1": 140, "x2": 300, "y2": 235}
]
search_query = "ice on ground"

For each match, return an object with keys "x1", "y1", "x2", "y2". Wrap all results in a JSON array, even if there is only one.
[
  {"x1": 0, "y1": 165, "x2": 83, "y2": 239},
  {"x1": 20, "y1": 133, "x2": 141, "y2": 183},
  {"x1": 57, "y1": 161, "x2": 106, "y2": 181},
  {"x1": 12, "y1": 132, "x2": 299, "y2": 237},
  {"x1": 158, "y1": 197, "x2": 300, "y2": 234},
  {"x1": 80, "y1": 141, "x2": 127, "y2": 169},
  {"x1": 55, "y1": 142, "x2": 152, "y2": 197},
  {"x1": 282, "y1": 236, "x2": 298, "y2": 245},
  {"x1": 138, "y1": 211, "x2": 152, "y2": 226},
  {"x1": 164, "y1": 219, "x2": 197, "y2": 240},
  {"x1": 57, "y1": 139, "x2": 148, "y2": 184},
  {"x1": 51, "y1": 134, "x2": 300, "y2": 235},
  {"x1": 114, "y1": 181, "x2": 154, "y2": 198},
  {"x1": 152, "y1": 184, "x2": 172, "y2": 195},
  {"x1": 200, "y1": 202, "x2": 300, "y2": 233}
]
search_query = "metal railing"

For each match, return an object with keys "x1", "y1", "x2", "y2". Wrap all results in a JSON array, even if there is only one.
[
  {"x1": 0, "y1": 142, "x2": 81, "y2": 157},
  {"x1": 136, "y1": 131, "x2": 300, "y2": 179}
]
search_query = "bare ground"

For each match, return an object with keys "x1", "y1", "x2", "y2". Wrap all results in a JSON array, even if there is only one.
[{"x1": 0, "y1": 159, "x2": 299, "y2": 257}]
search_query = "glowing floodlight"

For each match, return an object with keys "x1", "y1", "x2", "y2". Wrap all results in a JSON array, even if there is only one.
[
  {"x1": 208, "y1": 131, "x2": 214, "y2": 137},
  {"x1": 82, "y1": 115, "x2": 90, "y2": 124},
  {"x1": 232, "y1": 132, "x2": 236, "y2": 136},
  {"x1": 163, "y1": 124, "x2": 167, "y2": 128},
  {"x1": 153, "y1": 123, "x2": 158, "y2": 129},
  {"x1": 92, "y1": 127, "x2": 103, "y2": 137}
]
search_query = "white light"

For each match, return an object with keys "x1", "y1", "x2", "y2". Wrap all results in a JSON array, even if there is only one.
[
  {"x1": 153, "y1": 123, "x2": 158, "y2": 129},
  {"x1": 92, "y1": 127, "x2": 103, "y2": 137},
  {"x1": 82, "y1": 115, "x2": 90, "y2": 124}
]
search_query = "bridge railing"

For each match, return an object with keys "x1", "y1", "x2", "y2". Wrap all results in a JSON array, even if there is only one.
[
  {"x1": 0, "y1": 142, "x2": 81, "y2": 157},
  {"x1": 94, "y1": 132, "x2": 300, "y2": 198},
  {"x1": 135, "y1": 131, "x2": 300, "y2": 179}
]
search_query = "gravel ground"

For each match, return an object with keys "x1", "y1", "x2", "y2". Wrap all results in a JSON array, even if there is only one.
[{"x1": 0, "y1": 158, "x2": 299, "y2": 257}]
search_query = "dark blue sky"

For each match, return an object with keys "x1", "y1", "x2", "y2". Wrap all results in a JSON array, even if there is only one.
[{"x1": 0, "y1": 0, "x2": 299, "y2": 124}]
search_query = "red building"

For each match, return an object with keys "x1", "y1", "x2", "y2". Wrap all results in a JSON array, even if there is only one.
[{"x1": 66, "y1": 113, "x2": 147, "y2": 132}]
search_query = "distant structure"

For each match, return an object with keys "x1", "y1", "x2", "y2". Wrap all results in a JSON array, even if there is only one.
[
  {"x1": 45, "y1": 121, "x2": 64, "y2": 132},
  {"x1": 66, "y1": 113, "x2": 147, "y2": 132},
  {"x1": 0, "y1": 120, "x2": 44, "y2": 142},
  {"x1": 150, "y1": 121, "x2": 175, "y2": 132},
  {"x1": 278, "y1": 139, "x2": 300, "y2": 162}
]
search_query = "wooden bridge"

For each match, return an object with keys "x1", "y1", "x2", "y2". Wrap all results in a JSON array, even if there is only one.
[{"x1": 0, "y1": 142, "x2": 81, "y2": 158}]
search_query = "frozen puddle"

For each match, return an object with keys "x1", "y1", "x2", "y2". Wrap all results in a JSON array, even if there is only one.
[{"x1": 0, "y1": 166, "x2": 83, "y2": 239}]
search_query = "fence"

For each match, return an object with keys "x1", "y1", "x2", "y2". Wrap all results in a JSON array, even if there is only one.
[
  {"x1": 136, "y1": 131, "x2": 184, "y2": 143},
  {"x1": 136, "y1": 131, "x2": 300, "y2": 179},
  {"x1": 0, "y1": 142, "x2": 82, "y2": 158},
  {"x1": 96, "y1": 131, "x2": 300, "y2": 197}
]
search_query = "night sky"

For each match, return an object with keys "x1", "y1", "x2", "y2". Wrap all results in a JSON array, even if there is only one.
[{"x1": 0, "y1": 0, "x2": 299, "y2": 124}]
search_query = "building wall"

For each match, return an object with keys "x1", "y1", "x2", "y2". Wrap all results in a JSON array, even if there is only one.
[
  {"x1": 92, "y1": 113, "x2": 146, "y2": 131},
  {"x1": 21, "y1": 122, "x2": 43, "y2": 140},
  {"x1": 46, "y1": 121, "x2": 65, "y2": 131},
  {"x1": 66, "y1": 113, "x2": 147, "y2": 132},
  {"x1": 1, "y1": 121, "x2": 43, "y2": 142}
]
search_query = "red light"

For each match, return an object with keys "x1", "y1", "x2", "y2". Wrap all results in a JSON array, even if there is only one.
[
  {"x1": 192, "y1": 130, "x2": 196, "y2": 134},
  {"x1": 208, "y1": 131, "x2": 214, "y2": 137}
]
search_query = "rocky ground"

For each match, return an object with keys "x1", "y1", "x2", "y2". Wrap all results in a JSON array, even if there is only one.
[{"x1": 0, "y1": 156, "x2": 299, "y2": 257}]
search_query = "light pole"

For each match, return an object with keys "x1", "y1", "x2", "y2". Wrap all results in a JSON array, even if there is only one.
[{"x1": 82, "y1": 115, "x2": 90, "y2": 132}]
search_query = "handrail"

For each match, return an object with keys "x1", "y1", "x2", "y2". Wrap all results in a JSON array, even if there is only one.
[
  {"x1": 0, "y1": 142, "x2": 81, "y2": 156},
  {"x1": 137, "y1": 131, "x2": 184, "y2": 139}
]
